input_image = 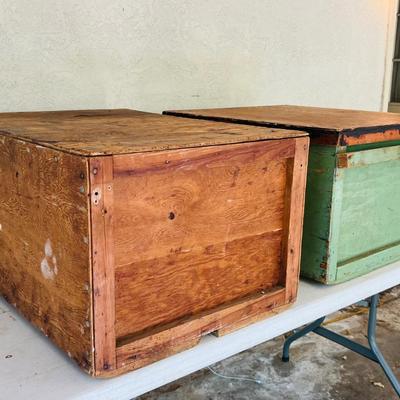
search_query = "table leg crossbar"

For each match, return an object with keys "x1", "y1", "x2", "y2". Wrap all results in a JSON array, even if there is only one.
[{"x1": 281, "y1": 294, "x2": 400, "y2": 397}]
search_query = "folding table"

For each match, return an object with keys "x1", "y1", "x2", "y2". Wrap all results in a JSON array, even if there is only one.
[{"x1": 1, "y1": 261, "x2": 399, "y2": 400}]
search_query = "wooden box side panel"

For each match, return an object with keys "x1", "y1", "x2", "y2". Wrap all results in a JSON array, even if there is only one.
[
  {"x1": 112, "y1": 140, "x2": 296, "y2": 340},
  {"x1": 115, "y1": 287, "x2": 286, "y2": 374},
  {"x1": 0, "y1": 136, "x2": 93, "y2": 372},
  {"x1": 335, "y1": 145, "x2": 400, "y2": 282}
]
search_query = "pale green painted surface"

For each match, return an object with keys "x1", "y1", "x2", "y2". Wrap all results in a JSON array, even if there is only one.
[
  {"x1": 326, "y1": 167, "x2": 344, "y2": 283},
  {"x1": 345, "y1": 145, "x2": 400, "y2": 168},
  {"x1": 335, "y1": 244, "x2": 400, "y2": 283},
  {"x1": 301, "y1": 143, "x2": 400, "y2": 284},
  {"x1": 336, "y1": 146, "x2": 400, "y2": 279}
]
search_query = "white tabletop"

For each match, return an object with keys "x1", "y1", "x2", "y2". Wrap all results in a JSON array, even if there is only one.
[{"x1": 1, "y1": 261, "x2": 400, "y2": 400}]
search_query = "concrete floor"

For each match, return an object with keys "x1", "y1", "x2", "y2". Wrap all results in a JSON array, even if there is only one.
[{"x1": 138, "y1": 288, "x2": 400, "y2": 400}]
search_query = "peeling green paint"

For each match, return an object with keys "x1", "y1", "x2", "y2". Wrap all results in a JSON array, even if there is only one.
[{"x1": 301, "y1": 143, "x2": 400, "y2": 284}]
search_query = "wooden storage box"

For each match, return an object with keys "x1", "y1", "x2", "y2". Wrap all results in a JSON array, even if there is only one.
[
  {"x1": 165, "y1": 105, "x2": 400, "y2": 284},
  {"x1": 0, "y1": 109, "x2": 309, "y2": 376}
]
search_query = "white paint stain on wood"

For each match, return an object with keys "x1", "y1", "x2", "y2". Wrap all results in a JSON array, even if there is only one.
[{"x1": 40, "y1": 239, "x2": 58, "y2": 280}]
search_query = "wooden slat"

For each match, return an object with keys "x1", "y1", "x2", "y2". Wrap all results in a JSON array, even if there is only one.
[
  {"x1": 89, "y1": 157, "x2": 116, "y2": 374},
  {"x1": 336, "y1": 244, "x2": 400, "y2": 283},
  {"x1": 114, "y1": 287, "x2": 286, "y2": 375},
  {"x1": 215, "y1": 301, "x2": 292, "y2": 336},
  {"x1": 341, "y1": 129, "x2": 400, "y2": 146},
  {"x1": 280, "y1": 137, "x2": 310, "y2": 302},
  {"x1": 0, "y1": 135, "x2": 92, "y2": 372},
  {"x1": 0, "y1": 110, "x2": 307, "y2": 156}
]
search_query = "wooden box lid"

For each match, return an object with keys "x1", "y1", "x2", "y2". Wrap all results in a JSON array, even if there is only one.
[
  {"x1": 0, "y1": 109, "x2": 307, "y2": 156},
  {"x1": 165, "y1": 105, "x2": 400, "y2": 146}
]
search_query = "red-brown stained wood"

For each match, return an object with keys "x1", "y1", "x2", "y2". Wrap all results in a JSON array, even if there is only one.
[
  {"x1": 215, "y1": 301, "x2": 292, "y2": 337},
  {"x1": 0, "y1": 110, "x2": 309, "y2": 377},
  {"x1": 280, "y1": 137, "x2": 309, "y2": 303},
  {"x1": 0, "y1": 135, "x2": 92, "y2": 371},
  {"x1": 0, "y1": 109, "x2": 306, "y2": 156},
  {"x1": 165, "y1": 105, "x2": 400, "y2": 132},
  {"x1": 164, "y1": 105, "x2": 400, "y2": 146},
  {"x1": 112, "y1": 140, "x2": 294, "y2": 267},
  {"x1": 341, "y1": 129, "x2": 400, "y2": 146},
  {"x1": 111, "y1": 137, "x2": 308, "y2": 374},
  {"x1": 115, "y1": 230, "x2": 282, "y2": 337},
  {"x1": 114, "y1": 287, "x2": 286, "y2": 375},
  {"x1": 113, "y1": 141, "x2": 292, "y2": 339},
  {"x1": 89, "y1": 157, "x2": 116, "y2": 374}
]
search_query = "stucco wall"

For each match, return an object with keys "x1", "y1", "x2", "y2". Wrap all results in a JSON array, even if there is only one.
[{"x1": 0, "y1": 0, "x2": 397, "y2": 113}]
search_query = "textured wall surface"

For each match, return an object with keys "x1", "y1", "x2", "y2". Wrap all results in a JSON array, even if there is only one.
[{"x1": 0, "y1": 0, "x2": 396, "y2": 113}]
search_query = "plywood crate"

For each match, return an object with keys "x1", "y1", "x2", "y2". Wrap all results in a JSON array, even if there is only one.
[
  {"x1": 165, "y1": 105, "x2": 400, "y2": 284},
  {"x1": 0, "y1": 109, "x2": 309, "y2": 376}
]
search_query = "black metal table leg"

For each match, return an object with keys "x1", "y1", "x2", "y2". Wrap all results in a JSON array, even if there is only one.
[{"x1": 281, "y1": 294, "x2": 400, "y2": 397}]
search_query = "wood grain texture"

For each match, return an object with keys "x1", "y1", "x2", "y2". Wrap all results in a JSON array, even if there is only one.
[
  {"x1": 215, "y1": 301, "x2": 291, "y2": 336},
  {"x1": 280, "y1": 137, "x2": 309, "y2": 302},
  {"x1": 116, "y1": 231, "x2": 283, "y2": 339},
  {"x1": 165, "y1": 106, "x2": 400, "y2": 147},
  {"x1": 341, "y1": 129, "x2": 400, "y2": 146},
  {"x1": 0, "y1": 109, "x2": 307, "y2": 156},
  {"x1": 114, "y1": 287, "x2": 286, "y2": 375},
  {"x1": 113, "y1": 140, "x2": 293, "y2": 339},
  {"x1": 165, "y1": 105, "x2": 400, "y2": 133},
  {"x1": 0, "y1": 135, "x2": 92, "y2": 371},
  {"x1": 113, "y1": 140, "x2": 294, "y2": 264},
  {"x1": 89, "y1": 157, "x2": 116, "y2": 374}
]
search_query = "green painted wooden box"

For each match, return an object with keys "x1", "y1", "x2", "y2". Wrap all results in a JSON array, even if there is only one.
[{"x1": 164, "y1": 105, "x2": 400, "y2": 284}]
